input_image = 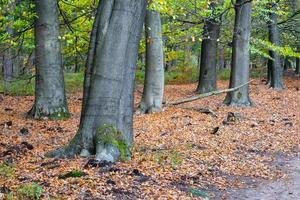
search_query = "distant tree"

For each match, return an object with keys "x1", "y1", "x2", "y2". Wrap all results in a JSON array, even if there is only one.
[
  {"x1": 224, "y1": 0, "x2": 252, "y2": 106},
  {"x1": 47, "y1": 0, "x2": 147, "y2": 162},
  {"x1": 267, "y1": 2, "x2": 284, "y2": 90},
  {"x1": 139, "y1": 9, "x2": 164, "y2": 114},
  {"x1": 196, "y1": 2, "x2": 222, "y2": 94},
  {"x1": 27, "y1": 0, "x2": 69, "y2": 119},
  {"x1": 296, "y1": 46, "x2": 300, "y2": 74}
]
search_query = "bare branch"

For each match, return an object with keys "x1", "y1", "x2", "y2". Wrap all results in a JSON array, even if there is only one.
[{"x1": 167, "y1": 80, "x2": 254, "y2": 106}]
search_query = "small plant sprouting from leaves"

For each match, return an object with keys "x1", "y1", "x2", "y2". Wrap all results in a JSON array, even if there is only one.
[
  {"x1": 0, "y1": 161, "x2": 15, "y2": 178},
  {"x1": 17, "y1": 182, "x2": 43, "y2": 200},
  {"x1": 58, "y1": 170, "x2": 87, "y2": 179},
  {"x1": 154, "y1": 150, "x2": 183, "y2": 169}
]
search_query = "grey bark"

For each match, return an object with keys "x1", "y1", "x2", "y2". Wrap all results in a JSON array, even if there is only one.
[
  {"x1": 267, "y1": 4, "x2": 284, "y2": 89},
  {"x1": 296, "y1": 58, "x2": 300, "y2": 74},
  {"x1": 28, "y1": 0, "x2": 69, "y2": 119},
  {"x1": 224, "y1": 0, "x2": 252, "y2": 106},
  {"x1": 80, "y1": 2, "x2": 104, "y2": 120},
  {"x1": 283, "y1": 58, "x2": 291, "y2": 72},
  {"x1": 196, "y1": 19, "x2": 221, "y2": 93},
  {"x1": 47, "y1": 0, "x2": 147, "y2": 162},
  {"x1": 139, "y1": 10, "x2": 164, "y2": 114},
  {"x1": 296, "y1": 46, "x2": 300, "y2": 74},
  {"x1": 3, "y1": 26, "x2": 14, "y2": 83},
  {"x1": 218, "y1": 47, "x2": 226, "y2": 70}
]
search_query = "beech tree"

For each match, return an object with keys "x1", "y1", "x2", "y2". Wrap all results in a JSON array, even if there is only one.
[
  {"x1": 47, "y1": 0, "x2": 147, "y2": 162},
  {"x1": 196, "y1": 1, "x2": 224, "y2": 94},
  {"x1": 296, "y1": 46, "x2": 300, "y2": 74},
  {"x1": 267, "y1": 2, "x2": 284, "y2": 90},
  {"x1": 139, "y1": 9, "x2": 164, "y2": 114},
  {"x1": 296, "y1": 58, "x2": 300, "y2": 74},
  {"x1": 196, "y1": 18, "x2": 221, "y2": 93},
  {"x1": 224, "y1": 0, "x2": 252, "y2": 106},
  {"x1": 27, "y1": 0, "x2": 69, "y2": 119}
]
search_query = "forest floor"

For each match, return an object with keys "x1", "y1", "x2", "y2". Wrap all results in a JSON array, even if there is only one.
[{"x1": 0, "y1": 73, "x2": 299, "y2": 199}]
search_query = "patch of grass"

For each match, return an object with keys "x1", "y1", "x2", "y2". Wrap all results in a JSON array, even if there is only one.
[
  {"x1": 64, "y1": 72, "x2": 84, "y2": 92},
  {"x1": 154, "y1": 150, "x2": 183, "y2": 169},
  {"x1": 0, "y1": 161, "x2": 15, "y2": 178},
  {"x1": 58, "y1": 170, "x2": 87, "y2": 179},
  {"x1": 17, "y1": 182, "x2": 43, "y2": 200},
  {"x1": 188, "y1": 188, "x2": 210, "y2": 199},
  {"x1": 0, "y1": 76, "x2": 35, "y2": 96}
]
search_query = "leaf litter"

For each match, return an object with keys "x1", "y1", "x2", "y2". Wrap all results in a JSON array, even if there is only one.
[{"x1": 0, "y1": 75, "x2": 299, "y2": 199}]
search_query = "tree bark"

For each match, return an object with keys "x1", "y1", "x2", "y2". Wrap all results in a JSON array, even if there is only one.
[
  {"x1": 139, "y1": 10, "x2": 164, "y2": 114},
  {"x1": 218, "y1": 47, "x2": 226, "y2": 70},
  {"x1": 47, "y1": 0, "x2": 147, "y2": 162},
  {"x1": 283, "y1": 58, "x2": 291, "y2": 72},
  {"x1": 267, "y1": 3, "x2": 284, "y2": 89},
  {"x1": 28, "y1": 0, "x2": 69, "y2": 119},
  {"x1": 296, "y1": 46, "x2": 300, "y2": 74},
  {"x1": 196, "y1": 19, "x2": 220, "y2": 93},
  {"x1": 224, "y1": 0, "x2": 252, "y2": 106},
  {"x1": 296, "y1": 58, "x2": 300, "y2": 74},
  {"x1": 3, "y1": 23, "x2": 14, "y2": 83}
]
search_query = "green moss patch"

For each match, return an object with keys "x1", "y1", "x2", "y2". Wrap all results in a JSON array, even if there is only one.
[
  {"x1": 96, "y1": 124, "x2": 130, "y2": 161},
  {"x1": 58, "y1": 170, "x2": 87, "y2": 179}
]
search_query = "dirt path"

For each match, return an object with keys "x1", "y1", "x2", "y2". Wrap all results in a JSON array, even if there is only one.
[{"x1": 227, "y1": 157, "x2": 300, "y2": 200}]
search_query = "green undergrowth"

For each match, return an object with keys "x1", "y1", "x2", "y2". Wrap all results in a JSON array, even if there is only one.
[
  {"x1": 136, "y1": 66, "x2": 199, "y2": 85},
  {"x1": 0, "y1": 72, "x2": 84, "y2": 96},
  {"x1": 0, "y1": 68, "x2": 265, "y2": 96},
  {"x1": 16, "y1": 182, "x2": 43, "y2": 200},
  {"x1": 0, "y1": 161, "x2": 15, "y2": 178},
  {"x1": 217, "y1": 68, "x2": 265, "y2": 80}
]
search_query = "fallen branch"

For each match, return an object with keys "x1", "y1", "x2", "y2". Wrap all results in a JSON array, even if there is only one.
[{"x1": 167, "y1": 80, "x2": 254, "y2": 106}]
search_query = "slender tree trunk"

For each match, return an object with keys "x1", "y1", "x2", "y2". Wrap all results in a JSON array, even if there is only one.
[
  {"x1": 28, "y1": 0, "x2": 69, "y2": 119},
  {"x1": 196, "y1": 19, "x2": 220, "y2": 93},
  {"x1": 218, "y1": 47, "x2": 225, "y2": 70},
  {"x1": 283, "y1": 58, "x2": 291, "y2": 72},
  {"x1": 296, "y1": 46, "x2": 300, "y2": 74},
  {"x1": 3, "y1": 26, "x2": 14, "y2": 83},
  {"x1": 268, "y1": 3, "x2": 284, "y2": 89},
  {"x1": 74, "y1": 37, "x2": 80, "y2": 73},
  {"x1": 267, "y1": 56, "x2": 272, "y2": 84},
  {"x1": 224, "y1": 0, "x2": 252, "y2": 106},
  {"x1": 139, "y1": 10, "x2": 164, "y2": 113},
  {"x1": 47, "y1": 0, "x2": 147, "y2": 163},
  {"x1": 296, "y1": 58, "x2": 300, "y2": 74}
]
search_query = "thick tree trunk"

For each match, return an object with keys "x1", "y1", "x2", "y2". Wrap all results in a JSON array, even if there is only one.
[
  {"x1": 268, "y1": 4, "x2": 284, "y2": 89},
  {"x1": 224, "y1": 0, "x2": 252, "y2": 106},
  {"x1": 196, "y1": 19, "x2": 220, "y2": 93},
  {"x1": 139, "y1": 10, "x2": 164, "y2": 113},
  {"x1": 28, "y1": 0, "x2": 69, "y2": 119},
  {"x1": 47, "y1": 0, "x2": 147, "y2": 162}
]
